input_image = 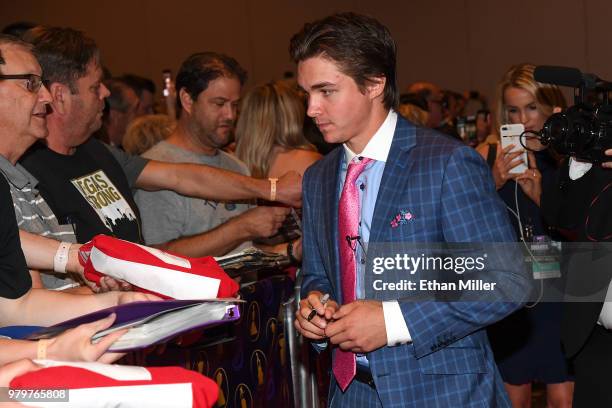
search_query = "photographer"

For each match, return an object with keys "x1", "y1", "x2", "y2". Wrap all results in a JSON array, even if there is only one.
[
  {"x1": 478, "y1": 63, "x2": 573, "y2": 408},
  {"x1": 533, "y1": 152, "x2": 612, "y2": 408},
  {"x1": 513, "y1": 67, "x2": 612, "y2": 407}
]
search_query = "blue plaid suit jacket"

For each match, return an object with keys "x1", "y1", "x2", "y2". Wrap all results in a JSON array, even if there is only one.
[{"x1": 301, "y1": 116, "x2": 530, "y2": 407}]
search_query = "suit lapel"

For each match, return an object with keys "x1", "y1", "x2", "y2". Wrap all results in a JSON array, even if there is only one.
[
  {"x1": 369, "y1": 118, "x2": 418, "y2": 244},
  {"x1": 320, "y1": 148, "x2": 344, "y2": 298}
]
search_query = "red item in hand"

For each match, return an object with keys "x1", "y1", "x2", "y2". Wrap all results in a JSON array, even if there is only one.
[
  {"x1": 78, "y1": 235, "x2": 239, "y2": 299},
  {"x1": 10, "y1": 362, "x2": 218, "y2": 408}
]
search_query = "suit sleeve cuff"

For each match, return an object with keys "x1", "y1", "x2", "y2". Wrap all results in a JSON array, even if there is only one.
[
  {"x1": 382, "y1": 301, "x2": 412, "y2": 346},
  {"x1": 311, "y1": 339, "x2": 328, "y2": 351}
]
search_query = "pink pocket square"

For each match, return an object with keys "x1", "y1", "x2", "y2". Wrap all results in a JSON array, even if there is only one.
[{"x1": 390, "y1": 209, "x2": 414, "y2": 228}]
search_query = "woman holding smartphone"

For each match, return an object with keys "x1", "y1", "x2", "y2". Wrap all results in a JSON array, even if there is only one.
[{"x1": 477, "y1": 63, "x2": 572, "y2": 408}]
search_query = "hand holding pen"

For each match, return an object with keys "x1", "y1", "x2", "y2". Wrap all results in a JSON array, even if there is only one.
[
  {"x1": 307, "y1": 293, "x2": 329, "y2": 322},
  {"x1": 295, "y1": 290, "x2": 339, "y2": 340}
]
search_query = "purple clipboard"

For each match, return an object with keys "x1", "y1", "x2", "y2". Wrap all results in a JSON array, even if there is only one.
[{"x1": 27, "y1": 299, "x2": 241, "y2": 352}]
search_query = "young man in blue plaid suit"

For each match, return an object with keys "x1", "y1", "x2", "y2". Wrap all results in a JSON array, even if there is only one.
[{"x1": 292, "y1": 13, "x2": 531, "y2": 407}]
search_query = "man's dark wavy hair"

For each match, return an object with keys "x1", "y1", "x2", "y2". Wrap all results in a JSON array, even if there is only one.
[
  {"x1": 24, "y1": 26, "x2": 100, "y2": 93},
  {"x1": 289, "y1": 12, "x2": 398, "y2": 110},
  {"x1": 175, "y1": 52, "x2": 247, "y2": 114}
]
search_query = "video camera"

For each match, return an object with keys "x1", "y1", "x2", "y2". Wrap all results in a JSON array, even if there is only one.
[{"x1": 526, "y1": 66, "x2": 612, "y2": 163}]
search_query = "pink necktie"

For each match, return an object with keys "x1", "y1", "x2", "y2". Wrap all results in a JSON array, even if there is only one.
[{"x1": 333, "y1": 157, "x2": 372, "y2": 391}]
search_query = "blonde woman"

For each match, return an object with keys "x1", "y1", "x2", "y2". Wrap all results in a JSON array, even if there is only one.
[
  {"x1": 235, "y1": 81, "x2": 321, "y2": 179},
  {"x1": 480, "y1": 63, "x2": 572, "y2": 408},
  {"x1": 123, "y1": 114, "x2": 175, "y2": 156},
  {"x1": 478, "y1": 64, "x2": 565, "y2": 191},
  {"x1": 235, "y1": 82, "x2": 320, "y2": 263}
]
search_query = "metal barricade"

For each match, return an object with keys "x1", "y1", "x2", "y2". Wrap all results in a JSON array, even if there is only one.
[{"x1": 284, "y1": 270, "x2": 320, "y2": 408}]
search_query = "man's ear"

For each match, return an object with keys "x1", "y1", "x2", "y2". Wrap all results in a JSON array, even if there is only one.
[
  {"x1": 49, "y1": 82, "x2": 68, "y2": 115},
  {"x1": 179, "y1": 88, "x2": 194, "y2": 116},
  {"x1": 553, "y1": 106, "x2": 562, "y2": 114},
  {"x1": 366, "y1": 76, "x2": 386, "y2": 101}
]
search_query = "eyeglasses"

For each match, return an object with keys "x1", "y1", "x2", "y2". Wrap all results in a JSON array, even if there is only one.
[{"x1": 0, "y1": 74, "x2": 45, "y2": 93}]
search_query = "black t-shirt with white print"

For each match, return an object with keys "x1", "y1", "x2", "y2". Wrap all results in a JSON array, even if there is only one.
[{"x1": 20, "y1": 139, "x2": 143, "y2": 244}]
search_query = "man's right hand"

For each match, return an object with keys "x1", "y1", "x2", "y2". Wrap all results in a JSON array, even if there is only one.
[
  {"x1": 275, "y1": 171, "x2": 302, "y2": 207},
  {"x1": 295, "y1": 290, "x2": 339, "y2": 340},
  {"x1": 242, "y1": 206, "x2": 290, "y2": 239}
]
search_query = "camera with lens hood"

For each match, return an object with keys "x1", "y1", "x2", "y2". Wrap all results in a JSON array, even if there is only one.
[{"x1": 530, "y1": 65, "x2": 612, "y2": 163}]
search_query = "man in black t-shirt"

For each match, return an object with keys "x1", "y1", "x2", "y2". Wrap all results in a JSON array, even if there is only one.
[
  {"x1": 21, "y1": 27, "x2": 301, "y2": 245},
  {"x1": 22, "y1": 138, "x2": 146, "y2": 244}
]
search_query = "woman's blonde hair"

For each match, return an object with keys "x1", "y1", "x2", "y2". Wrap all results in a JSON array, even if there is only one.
[
  {"x1": 235, "y1": 81, "x2": 315, "y2": 178},
  {"x1": 123, "y1": 114, "x2": 175, "y2": 155},
  {"x1": 397, "y1": 103, "x2": 429, "y2": 127},
  {"x1": 495, "y1": 63, "x2": 567, "y2": 131}
]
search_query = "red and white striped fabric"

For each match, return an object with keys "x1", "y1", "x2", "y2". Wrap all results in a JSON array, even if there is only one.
[
  {"x1": 10, "y1": 360, "x2": 218, "y2": 408},
  {"x1": 79, "y1": 235, "x2": 239, "y2": 299}
]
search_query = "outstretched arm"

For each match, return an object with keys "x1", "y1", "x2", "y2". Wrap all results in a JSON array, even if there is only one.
[
  {"x1": 19, "y1": 231, "x2": 128, "y2": 292},
  {"x1": 0, "y1": 314, "x2": 126, "y2": 366},
  {"x1": 0, "y1": 289, "x2": 157, "y2": 327},
  {"x1": 18, "y1": 230, "x2": 82, "y2": 275},
  {"x1": 135, "y1": 160, "x2": 302, "y2": 207},
  {"x1": 153, "y1": 206, "x2": 290, "y2": 257}
]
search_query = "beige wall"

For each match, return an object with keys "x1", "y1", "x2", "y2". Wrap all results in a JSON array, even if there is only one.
[{"x1": 2, "y1": 0, "x2": 612, "y2": 105}]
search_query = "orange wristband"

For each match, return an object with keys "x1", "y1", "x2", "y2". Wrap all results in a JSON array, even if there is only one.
[{"x1": 268, "y1": 178, "x2": 278, "y2": 201}]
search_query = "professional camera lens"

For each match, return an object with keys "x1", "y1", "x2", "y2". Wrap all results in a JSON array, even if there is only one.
[{"x1": 541, "y1": 113, "x2": 568, "y2": 147}]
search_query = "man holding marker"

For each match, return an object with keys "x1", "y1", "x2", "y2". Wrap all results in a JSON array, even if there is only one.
[{"x1": 292, "y1": 13, "x2": 529, "y2": 407}]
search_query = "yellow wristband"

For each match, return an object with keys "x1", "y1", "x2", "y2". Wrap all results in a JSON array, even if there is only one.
[
  {"x1": 268, "y1": 178, "x2": 278, "y2": 202},
  {"x1": 37, "y1": 338, "x2": 49, "y2": 360}
]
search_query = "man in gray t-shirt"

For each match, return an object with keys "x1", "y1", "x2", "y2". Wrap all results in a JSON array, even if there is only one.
[{"x1": 134, "y1": 52, "x2": 289, "y2": 257}]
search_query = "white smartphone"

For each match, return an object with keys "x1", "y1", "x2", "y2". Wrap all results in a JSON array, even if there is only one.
[{"x1": 500, "y1": 124, "x2": 528, "y2": 174}]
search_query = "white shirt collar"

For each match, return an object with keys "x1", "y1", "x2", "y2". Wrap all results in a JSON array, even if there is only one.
[
  {"x1": 343, "y1": 110, "x2": 397, "y2": 165},
  {"x1": 568, "y1": 156, "x2": 593, "y2": 180}
]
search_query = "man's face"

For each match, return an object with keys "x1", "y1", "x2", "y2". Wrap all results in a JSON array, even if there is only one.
[
  {"x1": 65, "y1": 61, "x2": 110, "y2": 146},
  {"x1": 109, "y1": 87, "x2": 139, "y2": 146},
  {"x1": 136, "y1": 89, "x2": 154, "y2": 116},
  {"x1": 297, "y1": 56, "x2": 375, "y2": 147},
  {"x1": 0, "y1": 45, "x2": 52, "y2": 148},
  {"x1": 187, "y1": 76, "x2": 241, "y2": 152}
]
